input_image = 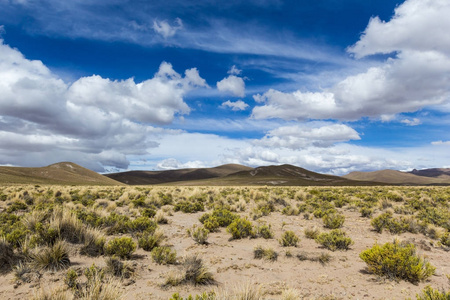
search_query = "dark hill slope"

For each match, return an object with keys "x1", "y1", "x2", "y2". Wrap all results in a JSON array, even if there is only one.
[
  {"x1": 169, "y1": 164, "x2": 377, "y2": 186},
  {"x1": 105, "y1": 164, "x2": 253, "y2": 185},
  {"x1": 0, "y1": 162, "x2": 123, "y2": 185}
]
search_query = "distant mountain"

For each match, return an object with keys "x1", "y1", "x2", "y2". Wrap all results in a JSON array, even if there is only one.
[
  {"x1": 0, "y1": 162, "x2": 123, "y2": 185},
  {"x1": 105, "y1": 164, "x2": 253, "y2": 185},
  {"x1": 343, "y1": 169, "x2": 450, "y2": 185},
  {"x1": 208, "y1": 164, "x2": 372, "y2": 186},
  {"x1": 409, "y1": 168, "x2": 450, "y2": 178}
]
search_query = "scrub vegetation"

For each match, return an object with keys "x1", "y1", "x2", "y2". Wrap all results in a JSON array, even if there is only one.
[{"x1": 0, "y1": 185, "x2": 449, "y2": 299}]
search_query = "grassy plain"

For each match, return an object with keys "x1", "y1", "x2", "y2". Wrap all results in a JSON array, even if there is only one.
[{"x1": 0, "y1": 185, "x2": 450, "y2": 299}]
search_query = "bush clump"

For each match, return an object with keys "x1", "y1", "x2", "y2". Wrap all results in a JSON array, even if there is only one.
[
  {"x1": 174, "y1": 201, "x2": 204, "y2": 213},
  {"x1": 151, "y1": 246, "x2": 177, "y2": 265},
  {"x1": 254, "y1": 245, "x2": 278, "y2": 261},
  {"x1": 227, "y1": 218, "x2": 255, "y2": 240},
  {"x1": 415, "y1": 286, "x2": 450, "y2": 300},
  {"x1": 256, "y1": 224, "x2": 274, "y2": 239},
  {"x1": 322, "y1": 213, "x2": 345, "y2": 229},
  {"x1": 359, "y1": 240, "x2": 435, "y2": 283},
  {"x1": 104, "y1": 237, "x2": 136, "y2": 259},
  {"x1": 199, "y1": 208, "x2": 238, "y2": 232},
  {"x1": 315, "y1": 229, "x2": 353, "y2": 251},
  {"x1": 138, "y1": 230, "x2": 164, "y2": 251},
  {"x1": 279, "y1": 231, "x2": 300, "y2": 247},
  {"x1": 31, "y1": 240, "x2": 71, "y2": 271},
  {"x1": 187, "y1": 225, "x2": 209, "y2": 245}
]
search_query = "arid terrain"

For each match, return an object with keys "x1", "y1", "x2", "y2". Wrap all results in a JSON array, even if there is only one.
[{"x1": 1, "y1": 184, "x2": 449, "y2": 299}]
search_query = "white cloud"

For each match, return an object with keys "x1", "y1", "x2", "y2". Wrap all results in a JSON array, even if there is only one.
[
  {"x1": 252, "y1": 0, "x2": 450, "y2": 121},
  {"x1": 0, "y1": 40, "x2": 206, "y2": 171},
  {"x1": 401, "y1": 118, "x2": 421, "y2": 126},
  {"x1": 220, "y1": 100, "x2": 249, "y2": 111},
  {"x1": 156, "y1": 158, "x2": 206, "y2": 170},
  {"x1": 431, "y1": 140, "x2": 450, "y2": 146},
  {"x1": 228, "y1": 65, "x2": 242, "y2": 75},
  {"x1": 254, "y1": 123, "x2": 360, "y2": 149},
  {"x1": 217, "y1": 75, "x2": 245, "y2": 97},
  {"x1": 152, "y1": 18, "x2": 183, "y2": 39},
  {"x1": 348, "y1": 0, "x2": 450, "y2": 58}
]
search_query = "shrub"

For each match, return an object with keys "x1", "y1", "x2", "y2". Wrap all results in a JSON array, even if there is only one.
[
  {"x1": 80, "y1": 228, "x2": 105, "y2": 257},
  {"x1": 0, "y1": 237, "x2": 15, "y2": 272},
  {"x1": 371, "y1": 212, "x2": 393, "y2": 233},
  {"x1": 199, "y1": 208, "x2": 238, "y2": 231},
  {"x1": 441, "y1": 232, "x2": 450, "y2": 247},
  {"x1": 151, "y1": 246, "x2": 177, "y2": 265},
  {"x1": 104, "y1": 257, "x2": 134, "y2": 279},
  {"x1": 359, "y1": 240, "x2": 435, "y2": 283},
  {"x1": 31, "y1": 240, "x2": 71, "y2": 271},
  {"x1": 187, "y1": 225, "x2": 209, "y2": 245},
  {"x1": 138, "y1": 230, "x2": 164, "y2": 251},
  {"x1": 141, "y1": 208, "x2": 156, "y2": 218},
  {"x1": 256, "y1": 224, "x2": 274, "y2": 239},
  {"x1": 174, "y1": 201, "x2": 204, "y2": 213},
  {"x1": 323, "y1": 213, "x2": 345, "y2": 229},
  {"x1": 279, "y1": 231, "x2": 300, "y2": 247},
  {"x1": 64, "y1": 268, "x2": 79, "y2": 290},
  {"x1": 304, "y1": 226, "x2": 320, "y2": 239},
  {"x1": 227, "y1": 218, "x2": 255, "y2": 239},
  {"x1": 315, "y1": 229, "x2": 353, "y2": 251},
  {"x1": 183, "y1": 254, "x2": 216, "y2": 285},
  {"x1": 254, "y1": 245, "x2": 278, "y2": 261},
  {"x1": 131, "y1": 217, "x2": 157, "y2": 233},
  {"x1": 415, "y1": 286, "x2": 450, "y2": 300},
  {"x1": 360, "y1": 207, "x2": 374, "y2": 218},
  {"x1": 104, "y1": 237, "x2": 136, "y2": 259}
]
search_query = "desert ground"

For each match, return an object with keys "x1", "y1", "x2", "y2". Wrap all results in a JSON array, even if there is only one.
[{"x1": 0, "y1": 185, "x2": 449, "y2": 299}]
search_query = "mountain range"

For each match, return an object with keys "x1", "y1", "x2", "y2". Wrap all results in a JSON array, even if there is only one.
[{"x1": 1, "y1": 162, "x2": 449, "y2": 186}]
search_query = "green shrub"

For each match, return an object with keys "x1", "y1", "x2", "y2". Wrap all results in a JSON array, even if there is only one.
[
  {"x1": 279, "y1": 231, "x2": 300, "y2": 247},
  {"x1": 227, "y1": 218, "x2": 255, "y2": 239},
  {"x1": 371, "y1": 212, "x2": 393, "y2": 233},
  {"x1": 281, "y1": 206, "x2": 300, "y2": 216},
  {"x1": 138, "y1": 230, "x2": 164, "y2": 251},
  {"x1": 315, "y1": 229, "x2": 353, "y2": 251},
  {"x1": 322, "y1": 213, "x2": 345, "y2": 229},
  {"x1": 151, "y1": 246, "x2": 177, "y2": 265},
  {"x1": 64, "y1": 268, "x2": 79, "y2": 290},
  {"x1": 199, "y1": 208, "x2": 238, "y2": 231},
  {"x1": 174, "y1": 201, "x2": 204, "y2": 213},
  {"x1": 141, "y1": 208, "x2": 157, "y2": 218},
  {"x1": 441, "y1": 232, "x2": 450, "y2": 247},
  {"x1": 131, "y1": 217, "x2": 157, "y2": 233},
  {"x1": 169, "y1": 292, "x2": 215, "y2": 300},
  {"x1": 256, "y1": 224, "x2": 274, "y2": 239},
  {"x1": 104, "y1": 237, "x2": 136, "y2": 259},
  {"x1": 415, "y1": 286, "x2": 450, "y2": 300},
  {"x1": 360, "y1": 207, "x2": 373, "y2": 218},
  {"x1": 359, "y1": 240, "x2": 435, "y2": 283},
  {"x1": 187, "y1": 225, "x2": 209, "y2": 245}
]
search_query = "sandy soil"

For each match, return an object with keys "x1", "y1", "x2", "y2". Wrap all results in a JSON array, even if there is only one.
[{"x1": 1, "y1": 192, "x2": 449, "y2": 299}]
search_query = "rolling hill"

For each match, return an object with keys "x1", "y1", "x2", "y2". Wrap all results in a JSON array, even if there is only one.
[
  {"x1": 0, "y1": 162, "x2": 123, "y2": 185},
  {"x1": 343, "y1": 169, "x2": 450, "y2": 185},
  {"x1": 119, "y1": 164, "x2": 375, "y2": 186},
  {"x1": 105, "y1": 164, "x2": 253, "y2": 185}
]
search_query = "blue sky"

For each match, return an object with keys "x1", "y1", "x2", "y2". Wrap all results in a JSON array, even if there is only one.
[{"x1": 0, "y1": 0, "x2": 450, "y2": 174}]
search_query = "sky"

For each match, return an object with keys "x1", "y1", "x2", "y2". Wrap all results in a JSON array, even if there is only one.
[{"x1": 0, "y1": 0, "x2": 450, "y2": 175}]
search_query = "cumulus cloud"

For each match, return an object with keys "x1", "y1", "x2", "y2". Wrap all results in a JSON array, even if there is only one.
[
  {"x1": 217, "y1": 75, "x2": 245, "y2": 97},
  {"x1": 0, "y1": 39, "x2": 206, "y2": 171},
  {"x1": 156, "y1": 158, "x2": 206, "y2": 170},
  {"x1": 252, "y1": 0, "x2": 450, "y2": 121},
  {"x1": 152, "y1": 18, "x2": 183, "y2": 39},
  {"x1": 254, "y1": 123, "x2": 360, "y2": 149},
  {"x1": 220, "y1": 100, "x2": 249, "y2": 111}
]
